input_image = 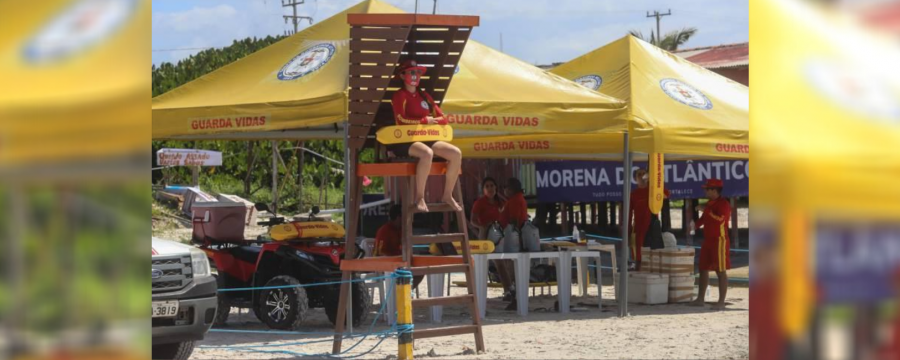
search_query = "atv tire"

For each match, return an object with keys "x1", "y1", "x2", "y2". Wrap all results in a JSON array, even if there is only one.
[
  {"x1": 257, "y1": 275, "x2": 309, "y2": 330},
  {"x1": 324, "y1": 281, "x2": 371, "y2": 328}
]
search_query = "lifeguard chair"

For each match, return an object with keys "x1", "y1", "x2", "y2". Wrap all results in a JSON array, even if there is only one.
[{"x1": 332, "y1": 13, "x2": 484, "y2": 355}]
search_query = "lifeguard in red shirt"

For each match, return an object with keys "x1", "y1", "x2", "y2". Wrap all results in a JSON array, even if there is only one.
[
  {"x1": 690, "y1": 179, "x2": 732, "y2": 310},
  {"x1": 390, "y1": 60, "x2": 462, "y2": 213},
  {"x1": 629, "y1": 168, "x2": 669, "y2": 270}
]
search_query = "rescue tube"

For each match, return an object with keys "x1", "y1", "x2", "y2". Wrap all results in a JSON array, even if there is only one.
[
  {"x1": 429, "y1": 240, "x2": 495, "y2": 255},
  {"x1": 376, "y1": 125, "x2": 453, "y2": 145},
  {"x1": 270, "y1": 221, "x2": 346, "y2": 241}
]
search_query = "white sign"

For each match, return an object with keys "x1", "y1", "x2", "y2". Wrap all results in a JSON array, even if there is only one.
[{"x1": 156, "y1": 149, "x2": 222, "y2": 167}]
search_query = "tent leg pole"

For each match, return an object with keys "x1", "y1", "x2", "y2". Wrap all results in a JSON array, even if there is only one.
[{"x1": 618, "y1": 133, "x2": 632, "y2": 318}]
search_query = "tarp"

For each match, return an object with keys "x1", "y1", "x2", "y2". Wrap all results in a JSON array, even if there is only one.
[
  {"x1": 0, "y1": 0, "x2": 150, "y2": 167},
  {"x1": 550, "y1": 35, "x2": 749, "y2": 159},
  {"x1": 151, "y1": 0, "x2": 627, "y2": 147}
]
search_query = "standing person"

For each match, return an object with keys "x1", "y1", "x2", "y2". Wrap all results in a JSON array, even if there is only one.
[
  {"x1": 470, "y1": 177, "x2": 504, "y2": 239},
  {"x1": 375, "y1": 204, "x2": 424, "y2": 288},
  {"x1": 497, "y1": 177, "x2": 529, "y2": 310},
  {"x1": 389, "y1": 60, "x2": 462, "y2": 213},
  {"x1": 689, "y1": 179, "x2": 732, "y2": 310},
  {"x1": 629, "y1": 168, "x2": 669, "y2": 270}
]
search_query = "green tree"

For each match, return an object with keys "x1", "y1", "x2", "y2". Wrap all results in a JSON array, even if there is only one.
[{"x1": 628, "y1": 27, "x2": 698, "y2": 51}]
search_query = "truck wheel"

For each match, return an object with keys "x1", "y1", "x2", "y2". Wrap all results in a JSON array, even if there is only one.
[
  {"x1": 258, "y1": 275, "x2": 308, "y2": 330},
  {"x1": 152, "y1": 341, "x2": 195, "y2": 360},
  {"x1": 325, "y1": 282, "x2": 372, "y2": 327},
  {"x1": 213, "y1": 293, "x2": 230, "y2": 326}
]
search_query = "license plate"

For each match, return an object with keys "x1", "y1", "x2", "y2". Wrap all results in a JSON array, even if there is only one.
[{"x1": 151, "y1": 301, "x2": 179, "y2": 318}]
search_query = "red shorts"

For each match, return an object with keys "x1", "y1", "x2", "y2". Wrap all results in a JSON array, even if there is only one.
[{"x1": 699, "y1": 235, "x2": 731, "y2": 272}]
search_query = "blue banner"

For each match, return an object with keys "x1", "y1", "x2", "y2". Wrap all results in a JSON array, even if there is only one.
[
  {"x1": 534, "y1": 160, "x2": 749, "y2": 202},
  {"x1": 816, "y1": 223, "x2": 900, "y2": 304}
]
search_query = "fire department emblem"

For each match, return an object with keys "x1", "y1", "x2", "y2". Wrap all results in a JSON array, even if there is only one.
[
  {"x1": 394, "y1": 129, "x2": 402, "y2": 139},
  {"x1": 421, "y1": 100, "x2": 429, "y2": 109},
  {"x1": 278, "y1": 43, "x2": 336, "y2": 81},
  {"x1": 574, "y1": 75, "x2": 602, "y2": 90},
  {"x1": 660, "y1": 78, "x2": 713, "y2": 110},
  {"x1": 806, "y1": 59, "x2": 900, "y2": 122},
  {"x1": 23, "y1": 0, "x2": 138, "y2": 64}
]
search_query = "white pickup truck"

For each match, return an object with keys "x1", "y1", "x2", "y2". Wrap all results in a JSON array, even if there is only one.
[{"x1": 152, "y1": 237, "x2": 217, "y2": 360}]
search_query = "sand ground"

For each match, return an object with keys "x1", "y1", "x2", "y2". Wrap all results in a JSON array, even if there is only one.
[{"x1": 191, "y1": 273, "x2": 748, "y2": 360}]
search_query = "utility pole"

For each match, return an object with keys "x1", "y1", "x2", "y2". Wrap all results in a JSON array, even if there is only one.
[
  {"x1": 432, "y1": 0, "x2": 438, "y2": 14},
  {"x1": 283, "y1": 0, "x2": 313, "y2": 34},
  {"x1": 646, "y1": 9, "x2": 671, "y2": 44}
]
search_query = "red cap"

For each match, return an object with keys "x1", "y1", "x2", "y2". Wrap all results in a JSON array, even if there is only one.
[
  {"x1": 395, "y1": 59, "x2": 427, "y2": 78},
  {"x1": 702, "y1": 179, "x2": 724, "y2": 189}
]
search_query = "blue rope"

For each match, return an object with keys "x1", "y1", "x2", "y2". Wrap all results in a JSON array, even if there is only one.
[
  {"x1": 201, "y1": 273, "x2": 401, "y2": 358},
  {"x1": 217, "y1": 274, "x2": 393, "y2": 292}
]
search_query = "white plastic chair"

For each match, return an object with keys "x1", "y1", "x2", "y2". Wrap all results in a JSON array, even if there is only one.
[{"x1": 359, "y1": 238, "x2": 390, "y2": 323}]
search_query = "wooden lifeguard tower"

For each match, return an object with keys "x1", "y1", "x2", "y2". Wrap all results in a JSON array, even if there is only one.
[{"x1": 332, "y1": 13, "x2": 483, "y2": 356}]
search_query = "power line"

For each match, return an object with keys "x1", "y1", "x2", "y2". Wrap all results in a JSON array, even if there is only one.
[
  {"x1": 282, "y1": 0, "x2": 312, "y2": 35},
  {"x1": 646, "y1": 9, "x2": 672, "y2": 42}
]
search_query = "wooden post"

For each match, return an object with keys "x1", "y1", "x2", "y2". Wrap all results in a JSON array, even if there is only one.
[
  {"x1": 598, "y1": 202, "x2": 608, "y2": 227},
  {"x1": 397, "y1": 268, "x2": 414, "y2": 360},
  {"x1": 590, "y1": 203, "x2": 597, "y2": 226},
  {"x1": 579, "y1": 202, "x2": 587, "y2": 227},
  {"x1": 685, "y1": 199, "x2": 694, "y2": 246},
  {"x1": 272, "y1": 140, "x2": 279, "y2": 215},
  {"x1": 560, "y1": 203, "x2": 568, "y2": 235},
  {"x1": 191, "y1": 166, "x2": 200, "y2": 187}
]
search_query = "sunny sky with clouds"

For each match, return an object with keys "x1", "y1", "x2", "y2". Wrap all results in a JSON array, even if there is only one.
[{"x1": 152, "y1": 0, "x2": 748, "y2": 66}]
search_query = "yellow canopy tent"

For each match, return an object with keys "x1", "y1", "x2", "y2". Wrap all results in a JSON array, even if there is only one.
[
  {"x1": 0, "y1": 0, "x2": 149, "y2": 169},
  {"x1": 751, "y1": 0, "x2": 900, "y2": 341},
  {"x1": 151, "y1": 0, "x2": 627, "y2": 158},
  {"x1": 550, "y1": 35, "x2": 749, "y2": 159}
]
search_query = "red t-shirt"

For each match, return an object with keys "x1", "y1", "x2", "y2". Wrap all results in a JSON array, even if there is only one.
[
  {"x1": 499, "y1": 192, "x2": 528, "y2": 228},
  {"x1": 374, "y1": 223, "x2": 402, "y2": 256},
  {"x1": 471, "y1": 196, "x2": 503, "y2": 227},
  {"x1": 698, "y1": 197, "x2": 731, "y2": 243},
  {"x1": 391, "y1": 88, "x2": 446, "y2": 125}
]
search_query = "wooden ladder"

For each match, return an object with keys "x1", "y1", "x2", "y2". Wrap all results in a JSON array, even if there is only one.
[{"x1": 332, "y1": 162, "x2": 485, "y2": 354}]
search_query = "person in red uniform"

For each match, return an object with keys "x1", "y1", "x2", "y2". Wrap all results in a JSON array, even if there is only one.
[
  {"x1": 497, "y1": 177, "x2": 529, "y2": 310},
  {"x1": 499, "y1": 177, "x2": 528, "y2": 229},
  {"x1": 470, "y1": 177, "x2": 504, "y2": 239},
  {"x1": 629, "y1": 168, "x2": 670, "y2": 270},
  {"x1": 690, "y1": 179, "x2": 732, "y2": 310},
  {"x1": 374, "y1": 204, "x2": 423, "y2": 287},
  {"x1": 390, "y1": 60, "x2": 462, "y2": 214}
]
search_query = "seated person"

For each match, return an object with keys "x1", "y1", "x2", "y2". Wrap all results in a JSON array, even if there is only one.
[
  {"x1": 470, "y1": 177, "x2": 504, "y2": 239},
  {"x1": 497, "y1": 177, "x2": 530, "y2": 310},
  {"x1": 374, "y1": 204, "x2": 423, "y2": 288},
  {"x1": 390, "y1": 60, "x2": 462, "y2": 214}
]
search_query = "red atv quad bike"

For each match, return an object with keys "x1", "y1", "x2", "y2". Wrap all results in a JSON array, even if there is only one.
[{"x1": 193, "y1": 204, "x2": 371, "y2": 330}]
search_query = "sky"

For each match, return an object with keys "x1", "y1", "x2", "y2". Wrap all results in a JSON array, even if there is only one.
[{"x1": 152, "y1": 0, "x2": 748, "y2": 66}]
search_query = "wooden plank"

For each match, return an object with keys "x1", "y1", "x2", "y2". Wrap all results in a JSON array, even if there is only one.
[
  {"x1": 411, "y1": 295, "x2": 475, "y2": 308},
  {"x1": 350, "y1": 27, "x2": 409, "y2": 40},
  {"x1": 348, "y1": 125, "x2": 374, "y2": 139},
  {"x1": 348, "y1": 14, "x2": 480, "y2": 27},
  {"x1": 410, "y1": 233, "x2": 466, "y2": 245},
  {"x1": 349, "y1": 77, "x2": 394, "y2": 89},
  {"x1": 350, "y1": 39, "x2": 406, "y2": 52},
  {"x1": 348, "y1": 137, "x2": 367, "y2": 150},
  {"x1": 348, "y1": 113, "x2": 376, "y2": 125},
  {"x1": 339, "y1": 257, "x2": 406, "y2": 272},
  {"x1": 411, "y1": 29, "x2": 469, "y2": 41},
  {"x1": 399, "y1": 53, "x2": 460, "y2": 63},
  {"x1": 348, "y1": 89, "x2": 390, "y2": 102},
  {"x1": 350, "y1": 52, "x2": 402, "y2": 65},
  {"x1": 411, "y1": 264, "x2": 470, "y2": 276},
  {"x1": 413, "y1": 325, "x2": 479, "y2": 340},
  {"x1": 348, "y1": 101, "x2": 381, "y2": 114},
  {"x1": 350, "y1": 65, "x2": 397, "y2": 77},
  {"x1": 406, "y1": 41, "x2": 466, "y2": 54}
]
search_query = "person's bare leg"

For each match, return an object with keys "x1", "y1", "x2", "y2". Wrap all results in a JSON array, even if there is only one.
[
  {"x1": 688, "y1": 270, "x2": 709, "y2": 306},
  {"x1": 408, "y1": 142, "x2": 433, "y2": 212},
  {"x1": 712, "y1": 271, "x2": 728, "y2": 310},
  {"x1": 431, "y1": 141, "x2": 462, "y2": 211},
  {"x1": 494, "y1": 260, "x2": 512, "y2": 294}
]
